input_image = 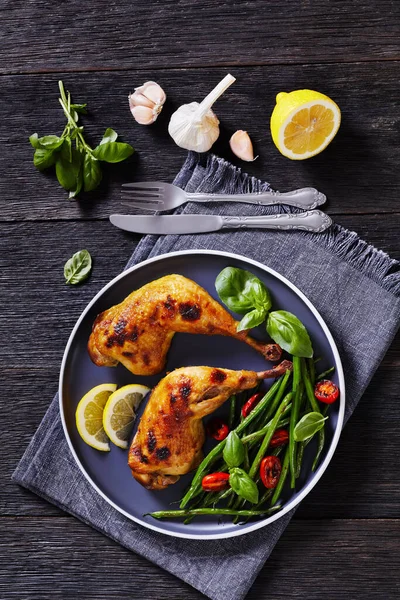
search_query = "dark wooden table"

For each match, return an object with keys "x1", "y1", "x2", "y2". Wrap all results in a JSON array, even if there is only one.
[{"x1": 1, "y1": 2, "x2": 399, "y2": 598}]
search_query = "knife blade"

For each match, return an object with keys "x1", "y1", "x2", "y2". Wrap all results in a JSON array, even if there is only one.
[
  {"x1": 110, "y1": 213, "x2": 224, "y2": 235},
  {"x1": 109, "y1": 210, "x2": 332, "y2": 235}
]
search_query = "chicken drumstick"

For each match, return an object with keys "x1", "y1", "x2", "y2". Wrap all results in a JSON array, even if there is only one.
[
  {"x1": 88, "y1": 274, "x2": 281, "y2": 376},
  {"x1": 128, "y1": 362, "x2": 292, "y2": 490}
]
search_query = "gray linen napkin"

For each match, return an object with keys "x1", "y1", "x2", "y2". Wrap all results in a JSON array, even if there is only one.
[{"x1": 13, "y1": 152, "x2": 400, "y2": 600}]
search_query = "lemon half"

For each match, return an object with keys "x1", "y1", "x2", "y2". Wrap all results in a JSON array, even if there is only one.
[
  {"x1": 75, "y1": 383, "x2": 117, "y2": 451},
  {"x1": 103, "y1": 384, "x2": 150, "y2": 449},
  {"x1": 270, "y1": 89, "x2": 341, "y2": 160}
]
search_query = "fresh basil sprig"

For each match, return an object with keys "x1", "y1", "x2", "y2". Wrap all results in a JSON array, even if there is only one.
[
  {"x1": 223, "y1": 431, "x2": 245, "y2": 468},
  {"x1": 64, "y1": 250, "x2": 92, "y2": 285},
  {"x1": 229, "y1": 468, "x2": 259, "y2": 504},
  {"x1": 293, "y1": 412, "x2": 328, "y2": 442},
  {"x1": 215, "y1": 266, "x2": 314, "y2": 357},
  {"x1": 29, "y1": 81, "x2": 134, "y2": 199},
  {"x1": 215, "y1": 267, "x2": 271, "y2": 331},
  {"x1": 266, "y1": 310, "x2": 313, "y2": 358}
]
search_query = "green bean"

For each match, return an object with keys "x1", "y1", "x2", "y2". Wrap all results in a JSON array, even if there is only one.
[
  {"x1": 317, "y1": 366, "x2": 335, "y2": 381},
  {"x1": 242, "y1": 414, "x2": 291, "y2": 447},
  {"x1": 308, "y1": 357, "x2": 316, "y2": 385},
  {"x1": 249, "y1": 392, "x2": 293, "y2": 479},
  {"x1": 271, "y1": 444, "x2": 290, "y2": 506},
  {"x1": 289, "y1": 356, "x2": 302, "y2": 488},
  {"x1": 263, "y1": 370, "x2": 292, "y2": 421},
  {"x1": 228, "y1": 394, "x2": 237, "y2": 428},
  {"x1": 243, "y1": 442, "x2": 250, "y2": 472},
  {"x1": 295, "y1": 440, "x2": 305, "y2": 478},
  {"x1": 302, "y1": 359, "x2": 325, "y2": 472},
  {"x1": 180, "y1": 375, "x2": 287, "y2": 508},
  {"x1": 147, "y1": 507, "x2": 281, "y2": 520}
]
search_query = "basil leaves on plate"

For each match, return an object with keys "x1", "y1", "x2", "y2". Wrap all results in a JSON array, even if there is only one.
[
  {"x1": 266, "y1": 310, "x2": 313, "y2": 358},
  {"x1": 64, "y1": 250, "x2": 92, "y2": 285},
  {"x1": 223, "y1": 431, "x2": 245, "y2": 468},
  {"x1": 215, "y1": 267, "x2": 271, "y2": 315},
  {"x1": 229, "y1": 468, "x2": 259, "y2": 504},
  {"x1": 215, "y1": 266, "x2": 314, "y2": 358},
  {"x1": 294, "y1": 412, "x2": 328, "y2": 442}
]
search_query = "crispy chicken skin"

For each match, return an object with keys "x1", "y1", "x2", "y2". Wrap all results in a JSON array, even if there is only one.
[
  {"x1": 128, "y1": 363, "x2": 292, "y2": 490},
  {"x1": 88, "y1": 274, "x2": 281, "y2": 376}
]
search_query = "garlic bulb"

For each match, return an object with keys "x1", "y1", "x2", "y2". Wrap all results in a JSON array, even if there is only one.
[
  {"x1": 230, "y1": 130, "x2": 257, "y2": 162},
  {"x1": 168, "y1": 74, "x2": 236, "y2": 152},
  {"x1": 129, "y1": 81, "x2": 166, "y2": 125}
]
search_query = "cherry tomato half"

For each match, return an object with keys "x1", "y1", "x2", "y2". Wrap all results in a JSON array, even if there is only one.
[
  {"x1": 241, "y1": 392, "x2": 263, "y2": 418},
  {"x1": 269, "y1": 429, "x2": 289, "y2": 448},
  {"x1": 260, "y1": 455, "x2": 282, "y2": 489},
  {"x1": 314, "y1": 379, "x2": 339, "y2": 404},
  {"x1": 206, "y1": 418, "x2": 230, "y2": 441},
  {"x1": 202, "y1": 472, "x2": 230, "y2": 492}
]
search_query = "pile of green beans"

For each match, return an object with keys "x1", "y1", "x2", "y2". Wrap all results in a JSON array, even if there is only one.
[{"x1": 147, "y1": 360, "x2": 333, "y2": 524}]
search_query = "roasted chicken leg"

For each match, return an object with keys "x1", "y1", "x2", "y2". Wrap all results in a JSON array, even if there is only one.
[
  {"x1": 88, "y1": 274, "x2": 281, "y2": 376},
  {"x1": 128, "y1": 362, "x2": 292, "y2": 490}
]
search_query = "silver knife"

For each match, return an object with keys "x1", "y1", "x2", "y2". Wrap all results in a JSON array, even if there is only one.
[{"x1": 109, "y1": 210, "x2": 332, "y2": 235}]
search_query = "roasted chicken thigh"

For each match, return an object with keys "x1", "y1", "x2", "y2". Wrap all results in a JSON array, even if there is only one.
[
  {"x1": 88, "y1": 274, "x2": 281, "y2": 376},
  {"x1": 128, "y1": 363, "x2": 292, "y2": 490}
]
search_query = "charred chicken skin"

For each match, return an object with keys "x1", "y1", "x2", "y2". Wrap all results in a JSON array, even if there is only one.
[
  {"x1": 128, "y1": 363, "x2": 292, "y2": 490},
  {"x1": 88, "y1": 274, "x2": 281, "y2": 376}
]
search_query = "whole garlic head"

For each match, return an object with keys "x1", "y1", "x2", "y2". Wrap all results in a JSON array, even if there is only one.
[
  {"x1": 168, "y1": 74, "x2": 236, "y2": 152},
  {"x1": 230, "y1": 130, "x2": 257, "y2": 162},
  {"x1": 129, "y1": 81, "x2": 166, "y2": 125}
]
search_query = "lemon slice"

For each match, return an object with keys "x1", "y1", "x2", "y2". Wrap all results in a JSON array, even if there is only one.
[
  {"x1": 270, "y1": 89, "x2": 341, "y2": 160},
  {"x1": 75, "y1": 383, "x2": 117, "y2": 451},
  {"x1": 103, "y1": 384, "x2": 150, "y2": 449}
]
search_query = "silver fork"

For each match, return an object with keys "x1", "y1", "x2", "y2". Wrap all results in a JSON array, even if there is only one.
[{"x1": 121, "y1": 181, "x2": 326, "y2": 212}]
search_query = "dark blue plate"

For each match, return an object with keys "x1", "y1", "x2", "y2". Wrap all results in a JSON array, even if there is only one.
[{"x1": 60, "y1": 250, "x2": 345, "y2": 539}]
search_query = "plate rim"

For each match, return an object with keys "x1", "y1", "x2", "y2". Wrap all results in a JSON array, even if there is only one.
[{"x1": 59, "y1": 249, "x2": 346, "y2": 540}]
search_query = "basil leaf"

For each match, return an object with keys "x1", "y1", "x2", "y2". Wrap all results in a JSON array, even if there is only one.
[
  {"x1": 37, "y1": 135, "x2": 64, "y2": 150},
  {"x1": 29, "y1": 133, "x2": 41, "y2": 149},
  {"x1": 100, "y1": 128, "x2": 118, "y2": 145},
  {"x1": 60, "y1": 137, "x2": 72, "y2": 163},
  {"x1": 215, "y1": 267, "x2": 271, "y2": 315},
  {"x1": 64, "y1": 249, "x2": 92, "y2": 285},
  {"x1": 56, "y1": 147, "x2": 83, "y2": 191},
  {"x1": 223, "y1": 432, "x2": 245, "y2": 468},
  {"x1": 83, "y1": 154, "x2": 102, "y2": 192},
  {"x1": 70, "y1": 103, "x2": 87, "y2": 114},
  {"x1": 33, "y1": 148, "x2": 56, "y2": 171},
  {"x1": 266, "y1": 310, "x2": 313, "y2": 358},
  {"x1": 93, "y1": 141, "x2": 134, "y2": 163},
  {"x1": 237, "y1": 307, "x2": 267, "y2": 332},
  {"x1": 229, "y1": 468, "x2": 259, "y2": 504},
  {"x1": 69, "y1": 167, "x2": 83, "y2": 199},
  {"x1": 294, "y1": 412, "x2": 328, "y2": 442}
]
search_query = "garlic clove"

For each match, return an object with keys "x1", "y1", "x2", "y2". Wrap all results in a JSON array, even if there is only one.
[
  {"x1": 129, "y1": 81, "x2": 166, "y2": 125},
  {"x1": 138, "y1": 81, "x2": 166, "y2": 106},
  {"x1": 229, "y1": 130, "x2": 257, "y2": 162},
  {"x1": 131, "y1": 105, "x2": 158, "y2": 125},
  {"x1": 129, "y1": 91, "x2": 155, "y2": 109}
]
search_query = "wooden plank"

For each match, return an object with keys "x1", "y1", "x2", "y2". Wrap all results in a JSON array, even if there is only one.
[
  {"x1": 1, "y1": 1, "x2": 399, "y2": 74},
  {"x1": 0, "y1": 517, "x2": 398, "y2": 599},
  {"x1": 1, "y1": 62, "x2": 400, "y2": 219}
]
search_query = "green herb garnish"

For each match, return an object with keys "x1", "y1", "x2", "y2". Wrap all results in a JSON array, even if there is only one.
[
  {"x1": 64, "y1": 249, "x2": 92, "y2": 285},
  {"x1": 29, "y1": 81, "x2": 134, "y2": 198}
]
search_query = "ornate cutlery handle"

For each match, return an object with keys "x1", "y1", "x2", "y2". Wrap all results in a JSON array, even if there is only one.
[
  {"x1": 186, "y1": 188, "x2": 326, "y2": 210},
  {"x1": 220, "y1": 210, "x2": 332, "y2": 233}
]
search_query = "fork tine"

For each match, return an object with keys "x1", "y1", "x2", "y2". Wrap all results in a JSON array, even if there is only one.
[
  {"x1": 122, "y1": 182, "x2": 165, "y2": 191},
  {"x1": 121, "y1": 190, "x2": 162, "y2": 200},
  {"x1": 121, "y1": 201, "x2": 162, "y2": 211}
]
